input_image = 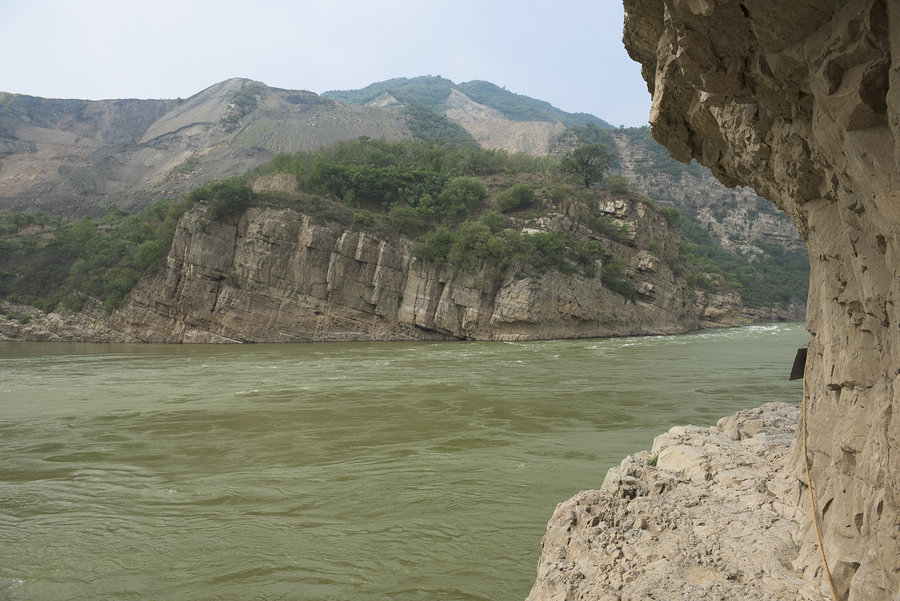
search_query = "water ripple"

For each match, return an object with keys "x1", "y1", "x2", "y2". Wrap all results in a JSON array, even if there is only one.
[{"x1": 0, "y1": 324, "x2": 808, "y2": 600}]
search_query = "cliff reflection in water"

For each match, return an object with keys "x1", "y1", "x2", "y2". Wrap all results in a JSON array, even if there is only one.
[{"x1": 0, "y1": 324, "x2": 807, "y2": 601}]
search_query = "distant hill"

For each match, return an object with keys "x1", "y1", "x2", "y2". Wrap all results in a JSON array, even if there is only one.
[
  {"x1": 323, "y1": 75, "x2": 613, "y2": 127},
  {"x1": 325, "y1": 77, "x2": 804, "y2": 263},
  {"x1": 0, "y1": 76, "x2": 807, "y2": 313},
  {"x1": 0, "y1": 78, "x2": 410, "y2": 215}
]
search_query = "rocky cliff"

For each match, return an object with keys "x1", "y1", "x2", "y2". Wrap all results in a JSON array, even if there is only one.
[
  {"x1": 527, "y1": 1, "x2": 897, "y2": 600},
  {"x1": 103, "y1": 194, "x2": 724, "y2": 343}
]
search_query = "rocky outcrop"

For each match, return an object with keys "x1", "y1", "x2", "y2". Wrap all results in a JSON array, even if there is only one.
[
  {"x1": 0, "y1": 300, "x2": 137, "y2": 342},
  {"x1": 108, "y1": 201, "x2": 707, "y2": 343},
  {"x1": 742, "y1": 301, "x2": 808, "y2": 324},
  {"x1": 527, "y1": 403, "x2": 829, "y2": 601},
  {"x1": 695, "y1": 291, "x2": 742, "y2": 328},
  {"x1": 582, "y1": 1, "x2": 898, "y2": 599},
  {"x1": 610, "y1": 131, "x2": 806, "y2": 254}
]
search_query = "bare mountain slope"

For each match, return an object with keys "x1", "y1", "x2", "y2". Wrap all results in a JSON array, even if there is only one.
[
  {"x1": 444, "y1": 89, "x2": 569, "y2": 155},
  {"x1": 0, "y1": 78, "x2": 410, "y2": 215}
]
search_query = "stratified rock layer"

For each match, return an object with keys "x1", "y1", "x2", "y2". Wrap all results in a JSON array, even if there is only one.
[
  {"x1": 106, "y1": 202, "x2": 709, "y2": 343},
  {"x1": 618, "y1": 1, "x2": 899, "y2": 599}
]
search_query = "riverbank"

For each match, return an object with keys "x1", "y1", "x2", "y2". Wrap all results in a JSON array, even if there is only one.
[
  {"x1": 526, "y1": 402, "x2": 829, "y2": 601},
  {"x1": 0, "y1": 296, "x2": 800, "y2": 344}
]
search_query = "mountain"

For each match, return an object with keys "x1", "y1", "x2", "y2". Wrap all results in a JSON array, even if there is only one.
[
  {"x1": 324, "y1": 77, "x2": 807, "y2": 313},
  {"x1": 323, "y1": 76, "x2": 613, "y2": 127},
  {"x1": 0, "y1": 76, "x2": 807, "y2": 316},
  {"x1": 0, "y1": 78, "x2": 410, "y2": 215},
  {"x1": 0, "y1": 76, "x2": 617, "y2": 216}
]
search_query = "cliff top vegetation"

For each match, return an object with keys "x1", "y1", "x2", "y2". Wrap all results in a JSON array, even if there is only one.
[{"x1": 0, "y1": 137, "x2": 807, "y2": 317}]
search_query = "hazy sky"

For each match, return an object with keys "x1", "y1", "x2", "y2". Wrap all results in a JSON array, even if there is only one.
[{"x1": 1, "y1": 0, "x2": 652, "y2": 127}]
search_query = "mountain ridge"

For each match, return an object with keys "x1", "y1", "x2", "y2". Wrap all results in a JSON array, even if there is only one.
[
  {"x1": 322, "y1": 75, "x2": 614, "y2": 127},
  {"x1": 0, "y1": 76, "x2": 808, "y2": 314}
]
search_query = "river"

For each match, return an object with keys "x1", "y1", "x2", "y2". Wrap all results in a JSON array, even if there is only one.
[{"x1": 0, "y1": 323, "x2": 808, "y2": 601}]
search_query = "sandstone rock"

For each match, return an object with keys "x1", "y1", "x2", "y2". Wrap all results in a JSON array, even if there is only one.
[
  {"x1": 618, "y1": 1, "x2": 899, "y2": 598},
  {"x1": 741, "y1": 301, "x2": 807, "y2": 324},
  {"x1": 695, "y1": 291, "x2": 742, "y2": 328},
  {"x1": 527, "y1": 403, "x2": 829, "y2": 601}
]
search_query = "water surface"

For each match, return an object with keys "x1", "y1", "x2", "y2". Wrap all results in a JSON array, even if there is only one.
[{"x1": 0, "y1": 324, "x2": 808, "y2": 600}]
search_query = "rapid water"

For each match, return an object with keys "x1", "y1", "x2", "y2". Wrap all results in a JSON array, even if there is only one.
[{"x1": 0, "y1": 324, "x2": 808, "y2": 601}]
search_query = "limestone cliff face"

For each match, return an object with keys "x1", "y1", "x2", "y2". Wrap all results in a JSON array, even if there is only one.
[
  {"x1": 619, "y1": 1, "x2": 898, "y2": 599},
  {"x1": 110, "y1": 202, "x2": 709, "y2": 343}
]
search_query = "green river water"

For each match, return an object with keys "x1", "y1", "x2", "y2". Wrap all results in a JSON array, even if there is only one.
[{"x1": 0, "y1": 323, "x2": 808, "y2": 601}]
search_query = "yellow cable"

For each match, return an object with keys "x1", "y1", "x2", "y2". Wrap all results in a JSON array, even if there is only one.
[{"x1": 802, "y1": 371, "x2": 840, "y2": 601}]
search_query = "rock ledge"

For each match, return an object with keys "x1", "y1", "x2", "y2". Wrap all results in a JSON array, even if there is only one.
[{"x1": 526, "y1": 403, "x2": 829, "y2": 601}]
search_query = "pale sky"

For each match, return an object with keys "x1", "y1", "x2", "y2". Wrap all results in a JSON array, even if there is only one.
[{"x1": 0, "y1": 0, "x2": 652, "y2": 127}]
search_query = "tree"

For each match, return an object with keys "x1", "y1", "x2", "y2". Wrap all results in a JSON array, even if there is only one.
[
  {"x1": 561, "y1": 143, "x2": 614, "y2": 189},
  {"x1": 429, "y1": 176, "x2": 486, "y2": 222},
  {"x1": 187, "y1": 177, "x2": 252, "y2": 221}
]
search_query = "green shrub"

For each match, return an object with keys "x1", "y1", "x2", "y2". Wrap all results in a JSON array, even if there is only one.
[
  {"x1": 388, "y1": 205, "x2": 425, "y2": 237},
  {"x1": 413, "y1": 222, "x2": 597, "y2": 282},
  {"x1": 403, "y1": 103, "x2": 479, "y2": 146},
  {"x1": 169, "y1": 154, "x2": 200, "y2": 176},
  {"x1": 519, "y1": 231, "x2": 572, "y2": 273},
  {"x1": 590, "y1": 214, "x2": 630, "y2": 243},
  {"x1": 575, "y1": 238, "x2": 604, "y2": 277},
  {"x1": 188, "y1": 177, "x2": 252, "y2": 221},
  {"x1": 658, "y1": 205, "x2": 680, "y2": 227},
  {"x1": 496, "y1": 183, "x2": 536, "y2": 213},
  {"x1": 429, "y1": 176, "x2": 486, "y2": 222},
  {"x1": 353, "y1": 210, "x2": 376, "y2": 228},
  {"x1": 479, "y1": 210, "x2": 505, "y2": 233},
  {"x1": 602, "y1": 259, "x2": 635, "y2": 299},
  {"x1": 413, "y1": 226, "x2": 456, "y2": 263},
  {"x1": 0, "y1": 198, "x2": 192, "y2": 313},
  {"x1": 446, "y1": 221, "x2": 495, "y2": 269}
]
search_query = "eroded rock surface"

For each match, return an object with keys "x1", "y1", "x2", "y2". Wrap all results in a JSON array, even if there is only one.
[
  {"x1": 0, "y1": 300, "x2": 137, "y2": 343},
  {"x1": 107, "y1": 201, "x2": 706, "y2": 343},
  {"x1": 527, "y1": 403, "x2": 828, "y2": 601},
  {"x1": 604, "y1": 1, "x2": 897, "y2": 599}
]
